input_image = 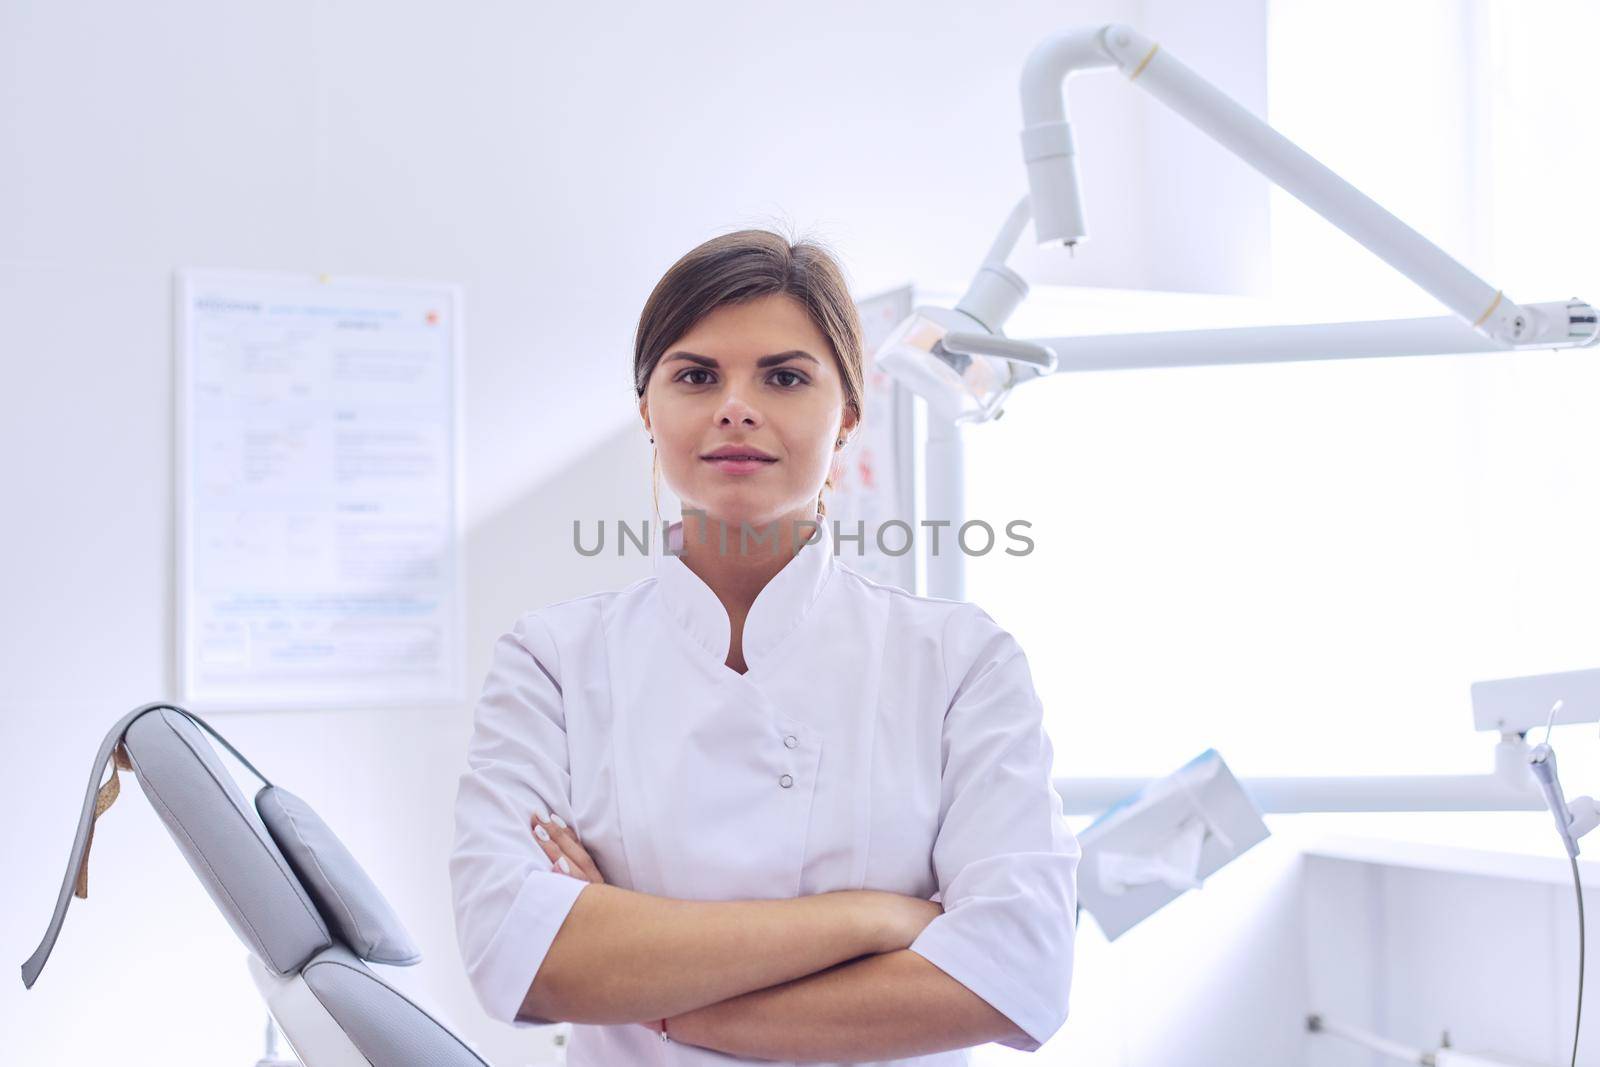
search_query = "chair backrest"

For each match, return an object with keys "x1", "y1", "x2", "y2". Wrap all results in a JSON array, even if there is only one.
[{"x1": 21, "y1": 702, "x2": 490, "y2": 1067}]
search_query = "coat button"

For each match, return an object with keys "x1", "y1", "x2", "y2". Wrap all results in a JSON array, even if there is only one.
[
  {"x1": 784, "y1": 735, "x2": 798, "y2": 748},
  {"x1": 779, "y1": 774, "x2": 793, "y2": 788}
]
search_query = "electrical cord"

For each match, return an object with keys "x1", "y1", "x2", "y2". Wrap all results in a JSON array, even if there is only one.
[
  {"x1": 1542, "y1": 697, "x2": 1586, "y2": 1067},
  {"x1": 1533, "y1": 700, "x2": 1585, "y2": 1066},
  {"x1": 1569, "y1": 852, "x2": 1584, "y2": 1067}
]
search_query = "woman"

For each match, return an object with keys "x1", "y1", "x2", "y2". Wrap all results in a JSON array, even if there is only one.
[{"x1": 449, "y1": 229, "x2": 1080, "y2": 1065}]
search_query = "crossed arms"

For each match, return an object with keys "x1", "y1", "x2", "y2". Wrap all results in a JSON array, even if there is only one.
[{"x1": 524, "y1": 880, "x2": 1031, "y2": 1060}]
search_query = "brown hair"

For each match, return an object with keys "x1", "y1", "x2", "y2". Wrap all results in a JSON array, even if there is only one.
[{"x1": 633, "y1": 226, "x2": 865, "y2": 521}]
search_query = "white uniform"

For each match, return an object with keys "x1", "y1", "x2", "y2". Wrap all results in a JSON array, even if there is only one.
[{"x1": 449, "y1": 516, "x2": 1080, "y2": 1065}]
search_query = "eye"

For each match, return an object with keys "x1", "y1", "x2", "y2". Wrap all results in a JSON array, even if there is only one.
[{"x1": 673, "y1": 367, "x2": 809, "y2": 388}]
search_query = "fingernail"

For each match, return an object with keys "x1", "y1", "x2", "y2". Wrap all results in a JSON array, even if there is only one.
[
  {"x1": 551, "y1": 814, "x2": 568, "y2": 830},
  {"x1": 534, "y1": 824, "x2": 551, "y2": 841},
  {"x1": 557, "y1": 856, "x2": 572, "y2": 874}
]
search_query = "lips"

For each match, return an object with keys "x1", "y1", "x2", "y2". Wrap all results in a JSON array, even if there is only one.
[
  {"x1": 702, "y1": 447, "x2": 777, "y2": 462},
  {"x1": 702, "y1": 450, "x2": 778, "y2": 474}
]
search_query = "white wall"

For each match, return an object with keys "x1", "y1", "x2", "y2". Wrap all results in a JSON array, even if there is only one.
[{"x1": 0, "y1": 1, "x2": 1271, "y2": 1063}]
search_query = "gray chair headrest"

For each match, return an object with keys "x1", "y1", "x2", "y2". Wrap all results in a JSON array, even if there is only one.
[
  {"x1": 257, "y1": 784, "x2": 421, "y2": 966},
  {"x1": 22, "y1": 703, "x2": 419, "y2": 989}
]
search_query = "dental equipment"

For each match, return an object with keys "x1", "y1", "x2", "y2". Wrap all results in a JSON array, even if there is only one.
[
  {"x1": 875, "y1": 21, "x2": 1597, "y2": 602},
  {"x1": 1527, "y1": 702, "x2": 1600, "y2": 860},
  {"x1": 1523, "y1": 696, "x2": 1593, "y2": 1067},
  {"x1": 871, "y1": 22, "x2": 1592, "y2": 822},
  {"x1": 1471, "y1": 668, "x2": 1600, "y2": 857}
]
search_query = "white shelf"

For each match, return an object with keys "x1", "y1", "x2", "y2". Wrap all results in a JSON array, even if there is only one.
[{"x1": 1277, "y1": 812, "x2": 1600, "y2": 888}]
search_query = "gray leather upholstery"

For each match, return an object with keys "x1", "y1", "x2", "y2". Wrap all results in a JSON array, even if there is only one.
[
  {"x1": 23, "y1": 703, "x2": 491, "y2": 1066},
  {"x1": 302, "y1": 943, "x2": 488, "y2": 1066},
  {"x1": 125, "y1": 708, "x2": 334, "y2": 976},
  {"x1": 257, "y1": 784, "x2": 422, "y2": 966}
]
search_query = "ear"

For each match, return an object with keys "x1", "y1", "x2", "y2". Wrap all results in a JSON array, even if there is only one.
[
  {"x1": 839, "y1": 404, "x2": 861, "y2": 442},
  {"x1": 638, "y1": 395, "x2": 651, "y2": 436}
]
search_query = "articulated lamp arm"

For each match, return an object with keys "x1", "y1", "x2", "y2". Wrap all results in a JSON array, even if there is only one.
[
  {"x1": 1017, "y1": 22, "x2": 1594, "y2": 350},
  {"x1": 877, "y1": 22, "x2": 1594, "y2": 425}
]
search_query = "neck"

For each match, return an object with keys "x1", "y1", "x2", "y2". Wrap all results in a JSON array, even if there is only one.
[{"x1": 677, "y1": 506, "x2": 819, "y2": 612}]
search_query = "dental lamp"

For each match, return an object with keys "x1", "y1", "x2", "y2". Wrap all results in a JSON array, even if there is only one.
[
  {"x1": 875, "y1": 27, "x2": 1599, "y2": 1057},
  {"x1": 879, "y1": 22, "x2": 1599, "y2": 827},
  {"x1": 877, "y1": 22, "x2": 1598, "y2": 602}
]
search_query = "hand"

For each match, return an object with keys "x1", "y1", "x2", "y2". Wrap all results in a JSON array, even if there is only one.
[{"x1": 531, "y1": 812, "x2": 607, "y2": 885}]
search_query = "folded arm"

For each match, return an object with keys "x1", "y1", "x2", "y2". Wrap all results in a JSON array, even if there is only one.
[
  {"x1": 525, "y1": 882, "x2": 896, "y2": 1024},
  {"x1": 663, "y1": 946, "x2": 1028, "y2": 1062}
]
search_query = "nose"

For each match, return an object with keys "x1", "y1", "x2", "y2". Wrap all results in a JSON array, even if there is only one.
[{"x1": 714, "y1": 387, "x2": 762, "y2": 429}]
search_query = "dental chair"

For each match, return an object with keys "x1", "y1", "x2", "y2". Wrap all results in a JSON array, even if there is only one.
[{"x1": 21, "y1": 702, "x2": 490, "y2": 1066}]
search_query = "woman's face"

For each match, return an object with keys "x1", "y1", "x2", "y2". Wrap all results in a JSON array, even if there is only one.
[{"x1": 640, "y1": 292, "x2": 857, "y2": 530}]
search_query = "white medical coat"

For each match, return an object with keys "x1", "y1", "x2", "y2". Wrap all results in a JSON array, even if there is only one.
[{"x1": 449, "y1": 517, "x2": 1080, "y2": 1065}]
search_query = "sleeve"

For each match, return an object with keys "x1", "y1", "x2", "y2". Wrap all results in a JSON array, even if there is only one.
[
  {"x1": 448, "y1": 610, "x2": 590, "y2": 1028},
  {"x1": 905, "y1": 602, "x2": 1082, "y2": 1052}
]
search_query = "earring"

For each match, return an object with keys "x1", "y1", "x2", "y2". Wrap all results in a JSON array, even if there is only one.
[{"x1": 649, "y1": 435, "x2": 654, "y2": 444}]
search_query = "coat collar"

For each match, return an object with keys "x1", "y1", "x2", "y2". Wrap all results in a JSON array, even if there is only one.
[{"x1": 652, "y1": 513, "x2": 837, "y2": 674}]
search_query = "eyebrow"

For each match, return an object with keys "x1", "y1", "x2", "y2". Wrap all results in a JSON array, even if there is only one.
[{"x1": 662, "y1": 349, "x2": 822, "y2": 369}]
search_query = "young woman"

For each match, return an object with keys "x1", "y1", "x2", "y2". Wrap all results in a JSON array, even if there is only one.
[{"x1": 449, "y1": 229, "x2": 1080, "y2": 1065}]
